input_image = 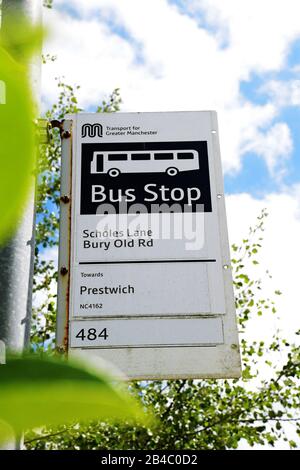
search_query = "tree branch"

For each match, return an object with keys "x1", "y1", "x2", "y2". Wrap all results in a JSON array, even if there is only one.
[{"x1": 24, "y1": 427, "x2": 73, "y2": 445}]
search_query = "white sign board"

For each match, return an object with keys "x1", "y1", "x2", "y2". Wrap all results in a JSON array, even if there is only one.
[{"x1": 57, "y1": 111, "x2": 241, "y2": 379}]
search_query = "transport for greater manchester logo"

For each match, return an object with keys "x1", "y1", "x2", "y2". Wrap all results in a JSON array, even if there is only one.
[{"x1": 81, "y1": 123, "x2": 103, "y2": 138}]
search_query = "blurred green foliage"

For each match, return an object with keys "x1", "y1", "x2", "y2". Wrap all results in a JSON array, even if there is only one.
[
  {"x1": 0, "y1": 353, "x2": 146, "y2": 445},
  {"x1": 0, "y1": 16, "x2": 42, "y2": 243}
]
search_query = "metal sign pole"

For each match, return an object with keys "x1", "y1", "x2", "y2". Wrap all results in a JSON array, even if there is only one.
[
  {"x1": 0, "y1": 0, "x2": 42, "y2": 450},
  {"x1": 0, "y1": 0, "x2": 42, "y2": 351}
]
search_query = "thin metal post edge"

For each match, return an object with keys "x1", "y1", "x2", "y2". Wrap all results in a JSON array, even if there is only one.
[
  {"x1": 0, "y1": 340, "x2": 5, "y2": 364},
  {"x1": 210, "y1": 111, "x2": 242, "y2": 376},
  {"x1": 56, "y1": 120, "x2": 73, "y2": 352}
]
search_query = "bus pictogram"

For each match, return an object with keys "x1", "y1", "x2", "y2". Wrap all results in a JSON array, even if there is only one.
[{"x1": 90, "y1": 149, "x2": 199, "y2": 177}]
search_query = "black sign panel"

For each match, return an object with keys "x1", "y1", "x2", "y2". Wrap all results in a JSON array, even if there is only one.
[{"x1": 80, "y1": 141, "x2": 212, "y2": 214}]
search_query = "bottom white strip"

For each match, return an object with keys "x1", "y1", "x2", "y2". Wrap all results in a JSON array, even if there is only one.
[{"x1": 70, "y1": 317, "x2": 224, "y2": 348}]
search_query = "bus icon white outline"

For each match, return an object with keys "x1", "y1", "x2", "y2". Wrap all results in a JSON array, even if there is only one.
[{"x1": 90, "y1": 149, "x2": 199, "y2": 177}]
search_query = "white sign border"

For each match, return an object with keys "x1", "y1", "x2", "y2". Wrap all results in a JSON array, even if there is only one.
[{"x1": 56, "y1": 112, "x2": 241, "y2": 379}]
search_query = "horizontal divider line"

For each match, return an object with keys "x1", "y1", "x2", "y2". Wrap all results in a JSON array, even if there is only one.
[{"x1": 79, "y1": 259, "x2": 217, "y2": 265}]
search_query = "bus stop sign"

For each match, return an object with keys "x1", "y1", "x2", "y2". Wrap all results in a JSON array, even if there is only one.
[{"x1": 57, "y1": 111, "x2": 241, "y2": 379}]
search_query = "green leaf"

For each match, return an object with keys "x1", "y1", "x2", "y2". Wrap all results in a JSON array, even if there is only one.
[
  {"x1": 289, "y1": 440, "x2": 297, "y2": 449},
  {"x1": 0, "y1": 354, "x2": 147, "y2": 443},
  {"x1": 0, "y1": 47, "x2": 35, "y2": 243},
  {"x1": 0, "y1": 15, "x2": 44, "y2": 243}
]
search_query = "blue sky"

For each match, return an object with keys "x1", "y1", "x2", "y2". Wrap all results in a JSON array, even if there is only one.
[{"x1": 232, "y1": 37, "x2": 300, "y2": 196}]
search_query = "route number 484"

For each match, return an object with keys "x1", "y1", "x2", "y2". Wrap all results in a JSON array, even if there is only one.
[{"x1": 75, "y1": 328, "x2": 108, "y2": 341}]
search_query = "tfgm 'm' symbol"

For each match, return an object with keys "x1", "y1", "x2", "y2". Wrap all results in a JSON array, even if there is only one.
[{"x1": 81, "y1": 123, "x2": 103, "y2": 138}]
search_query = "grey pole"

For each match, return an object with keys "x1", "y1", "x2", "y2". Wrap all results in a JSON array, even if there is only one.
[
  {"x1": 0, "y1": 0, "x2": 42, "y2": 355},
  {"x1": 0, "y1": 1, "x2": 42, "y2": 450}
]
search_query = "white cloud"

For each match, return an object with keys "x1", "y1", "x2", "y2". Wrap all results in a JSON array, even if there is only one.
[
  {"x1": 241, "y1": 122, "x2": 293, "y2": 178},
  {"x1": 189, "y1": 0, "x2": 300, "y2": 74},
  {"x1": 41, "y1": 0, "x2": 300, "y2": 175},
  {"x1": 217, "y1": 102, "x2": 277, "y2": 174},
  {"x1": 39, "y1": 245, "x2": 58, "y2": 266},
  {"x1": 226, "y1": 185, "x2": 300, "y2": 340},
  {"x1": 261, "y1": 80, "x2": 300, "y2": 108}
]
